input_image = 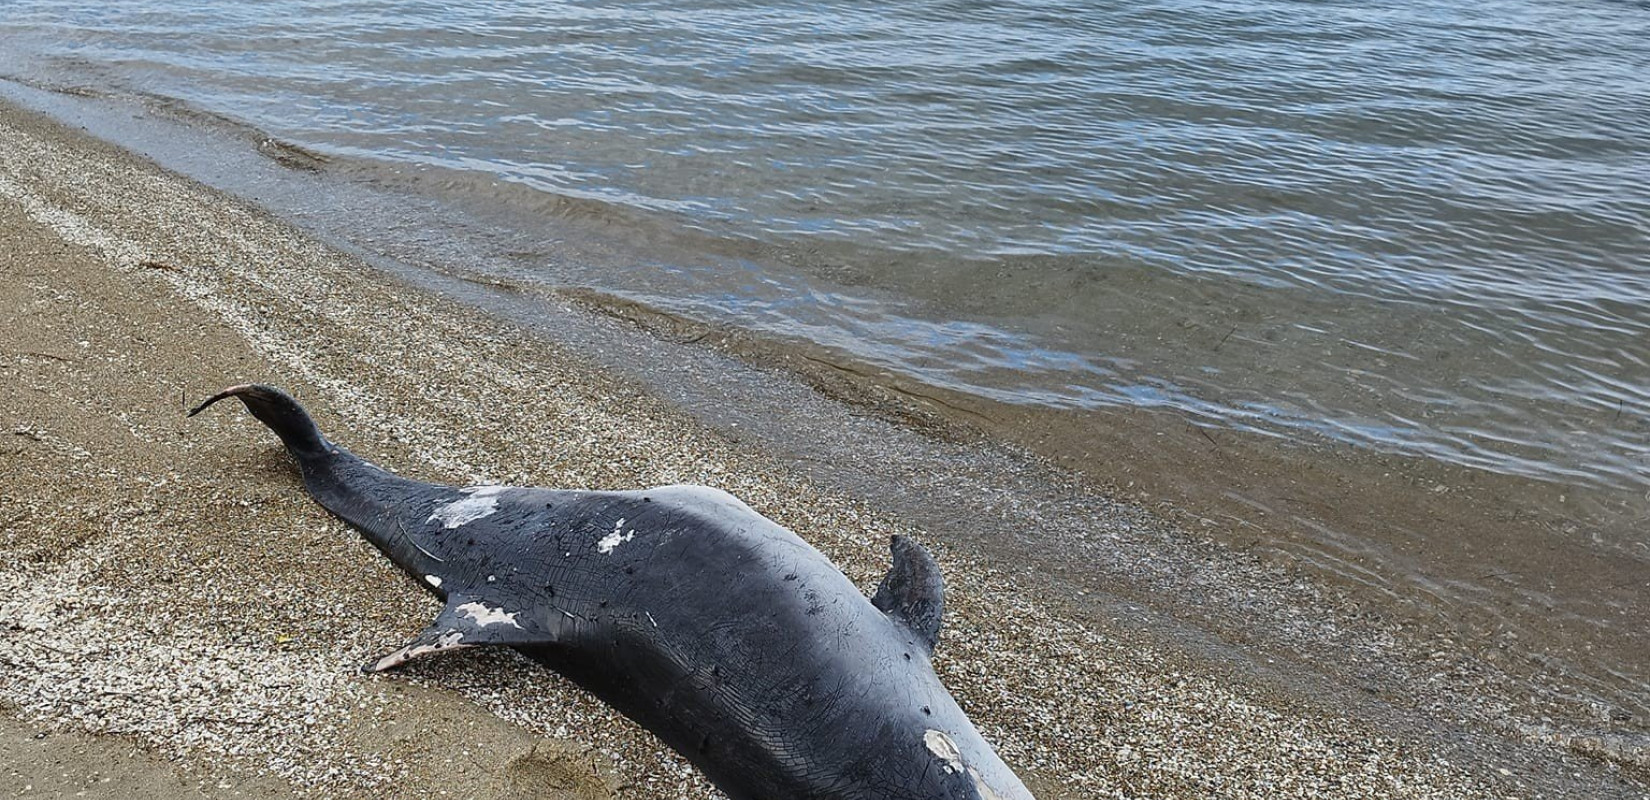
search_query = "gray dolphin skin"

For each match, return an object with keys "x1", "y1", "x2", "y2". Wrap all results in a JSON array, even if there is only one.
[{"x1": 191, "y1": 384, "x2": 1035, "y2": 800}]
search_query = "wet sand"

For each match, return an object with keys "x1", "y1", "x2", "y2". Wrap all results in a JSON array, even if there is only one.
[{"x1": 0, "y1": 97, "x2": 1642, "y2": 799}]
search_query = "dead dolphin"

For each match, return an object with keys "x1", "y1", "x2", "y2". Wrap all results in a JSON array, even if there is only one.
[{"x1": 191, "y1": 384, "x2": 1035, "y2": 800}]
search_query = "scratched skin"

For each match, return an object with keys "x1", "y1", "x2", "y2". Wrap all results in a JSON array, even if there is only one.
[{"x1": 192, "y1": 385, "x2": 1034, "y2": 800}]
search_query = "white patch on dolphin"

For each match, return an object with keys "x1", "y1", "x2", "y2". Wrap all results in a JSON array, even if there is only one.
[
  {"x1": 967, "y1": 766, "x2": 1009, "y2": 800},
  {"x1": 455, "y1": 601, "x2": 521, "y2": 628},
  {"x1": 598, "y1": 517, "x2": 636, "y2": 554},
  {"x1": 427, "y1": 485, "x2": 507, "y2": 529},
  {"x1": 924, "y1": 729, "x2": 964, "y2": 775}
]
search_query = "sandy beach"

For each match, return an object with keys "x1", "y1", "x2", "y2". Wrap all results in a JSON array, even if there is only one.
[{"x1": 0, "y1": 95, "x2": 1643, "y2": 800}]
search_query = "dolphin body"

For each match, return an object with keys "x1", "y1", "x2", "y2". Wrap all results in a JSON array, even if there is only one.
[{"x1": 192, "y1": 384, "x2": 1035, "y2": 800}]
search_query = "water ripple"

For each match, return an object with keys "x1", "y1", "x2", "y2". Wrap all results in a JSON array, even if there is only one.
[{"x1": 2, "y1": 0, "x2": 1648, "y2": 488}]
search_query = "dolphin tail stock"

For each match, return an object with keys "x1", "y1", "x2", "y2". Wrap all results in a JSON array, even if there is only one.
[
  {"x1": 189, "y1": 383, "x2": 331, "y2": 460},
  {"x1": 190, "y1": 384, "x2": 469, "y2": 592}
]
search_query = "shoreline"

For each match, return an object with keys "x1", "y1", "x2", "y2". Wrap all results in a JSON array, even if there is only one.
[
  {"x1": 0, "y1": 93, "x2": 1643, "y2": 800},
  {"x1": 569, "y1": 285, "x2": 1650, "y2": 740}
]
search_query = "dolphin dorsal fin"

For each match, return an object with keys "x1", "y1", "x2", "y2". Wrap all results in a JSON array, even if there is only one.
[
  {"x1": 871, "y1": 535, "x2": 945, "y2": 654},
  {"x1": 363, "y1": 594, "x2": 563, "y2": 673}
]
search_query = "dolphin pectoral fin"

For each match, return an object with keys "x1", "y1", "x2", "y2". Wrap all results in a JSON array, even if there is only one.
[
  {"x1": 362, "y1": 595, "x2": 561, "y2": 673},
  {"x1": 364, "y1": 626, "x2": 476, "y2": 673},
  {"x1": 871, "y1": 535, "x2": 945, "y2": 654}
]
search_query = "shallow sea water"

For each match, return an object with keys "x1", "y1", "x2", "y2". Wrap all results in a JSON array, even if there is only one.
[{"x1": 0, "y1": 0, "x2": 1647, "y2": 491}]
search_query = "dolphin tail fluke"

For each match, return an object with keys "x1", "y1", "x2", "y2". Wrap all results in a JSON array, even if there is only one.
[
  {"x1": 189, "y1": 384, "x2": 329, "y2": 459},
  {"x1": 871, "y1": 535, "x2": 945, "y2": 654}
]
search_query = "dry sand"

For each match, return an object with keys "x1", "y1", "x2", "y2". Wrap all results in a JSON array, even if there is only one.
[{"x1": 0, "y1": 97, "x2": 1639, "y2": 799}]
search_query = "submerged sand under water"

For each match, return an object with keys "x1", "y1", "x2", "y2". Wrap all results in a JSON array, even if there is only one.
[{"x1": 0, "y1": 96, "x2": 1644, "y2": 800}]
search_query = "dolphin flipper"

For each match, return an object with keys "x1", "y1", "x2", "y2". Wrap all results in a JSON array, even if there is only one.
[
  {"x1": 871, "y1": 535, "x2": 945, "y2": 654},
  {"x1": 364, "y1": 594, "x2": 562, "y2": 673}
]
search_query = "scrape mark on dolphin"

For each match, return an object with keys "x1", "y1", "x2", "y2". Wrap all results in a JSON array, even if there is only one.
[
  {"x1": 456, "y1": 601, "x2": 520, "y2": 628},
  {"x1": 428, "y1": 485, "x2": 506, "y2": 529},
  {"x1": 926, "y1": 729, "x2": 964, "y2": 774},
  {"x1": 969, "y1": 765, "x2": 1009, "y2": 800},
  {"x1": 598, "y1": 517, "x2": 635, "y2": 553},
  {"x1": 370, "y1": 629, "x2": 468, "y2": 672}
]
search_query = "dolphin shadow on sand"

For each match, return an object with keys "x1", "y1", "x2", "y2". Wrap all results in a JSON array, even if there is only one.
[{"x1": 192, "y1": 384, "x2": 1035, "y2": 800}]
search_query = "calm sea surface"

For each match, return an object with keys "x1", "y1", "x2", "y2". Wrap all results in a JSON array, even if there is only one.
[{"x1": 2, "y1": 0, "x2": 1648, "y2": 490}]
